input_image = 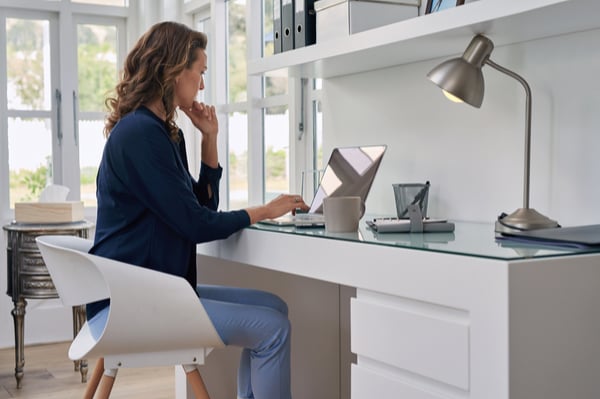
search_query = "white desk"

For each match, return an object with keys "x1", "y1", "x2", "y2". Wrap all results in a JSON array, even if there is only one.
[{"x1": 194, "y1": 221, "x2": 600, "y2": 399}]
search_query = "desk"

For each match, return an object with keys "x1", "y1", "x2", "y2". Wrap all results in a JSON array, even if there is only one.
[
  {"x1": 3, "y1": 220, "x2": 94, "y2": 389},
  {"x1": 197, "y1": 221, "x2": 600, "y2": 399}
]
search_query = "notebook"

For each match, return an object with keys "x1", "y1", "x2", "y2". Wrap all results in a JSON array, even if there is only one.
[
  {"x1": 500, "y1": 224, "x2": 600, "y2": 247},
  {"x1": 259, "y1": 145, "x2": 387, "y2": 227}
]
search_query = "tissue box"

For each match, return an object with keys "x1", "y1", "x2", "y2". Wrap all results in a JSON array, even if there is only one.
[
  {"x1": 15, "y1": 201, "x2": 85, "y2": 224},
  {"x1": 314, "y1": 0, "x2": 419, "y2": 43}
]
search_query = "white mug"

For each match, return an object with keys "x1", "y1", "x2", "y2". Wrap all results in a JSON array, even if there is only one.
[{"x1": 323, "y1": 196, "x2": 365, "y2": 233}]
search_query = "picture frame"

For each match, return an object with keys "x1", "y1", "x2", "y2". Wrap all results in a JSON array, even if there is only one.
[{"x1": 425, "y1": 0, "x2": 465, "y2": 14}]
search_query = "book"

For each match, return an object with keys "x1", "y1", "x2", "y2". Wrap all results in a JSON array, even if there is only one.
[{"x1": 499, "y1": 224, "x2": 600, "y2": 248}]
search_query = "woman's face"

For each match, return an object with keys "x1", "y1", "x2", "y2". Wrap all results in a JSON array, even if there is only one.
[{"x1": 174, "y1": 49, "x2": 207, "y2": 109}]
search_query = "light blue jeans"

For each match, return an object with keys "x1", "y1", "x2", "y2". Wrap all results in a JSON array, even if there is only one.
[{"x1": 196, "y1": 284, "x2": 292, "y2": 399}]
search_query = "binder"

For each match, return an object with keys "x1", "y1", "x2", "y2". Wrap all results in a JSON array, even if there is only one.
[
  {"x1": 273, "y1": 0, "x2": 282, "y2": 54},
  {"x1": 294, "y1": 0, "x2": 316, "y2": 48},
  {"x1": 281, "y1": 0, "x2": 294, "y2": 51}
]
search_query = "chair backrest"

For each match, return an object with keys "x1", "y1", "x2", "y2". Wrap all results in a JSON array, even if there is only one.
[
  {"x1": 36, "y1": 235, "x2": 106, "y2": 306},
  {"x1": 36, "y1": 235, "x2": 225, "y2": 367}
]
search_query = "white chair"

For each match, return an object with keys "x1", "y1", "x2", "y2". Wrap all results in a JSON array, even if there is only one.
[{"x1": 36, "y1": 235, "x2": 224, "y2": 399}]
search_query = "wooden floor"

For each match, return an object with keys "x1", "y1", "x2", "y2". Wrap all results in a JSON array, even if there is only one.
[{"x1": 0, "y1": 341, "x2": 175, "y2": 398}]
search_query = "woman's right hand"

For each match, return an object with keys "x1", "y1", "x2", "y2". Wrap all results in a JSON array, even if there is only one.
[
  {"x1": 181, "y1": 101, "x2": 219, "y2": 138},
  {"x1": 245, "y1": 194, "x2": 310, "y2": 224}
]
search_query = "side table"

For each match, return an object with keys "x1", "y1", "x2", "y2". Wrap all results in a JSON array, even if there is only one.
[{"x1": 3, "y1": 220, "x2": 94, "y2": 389}]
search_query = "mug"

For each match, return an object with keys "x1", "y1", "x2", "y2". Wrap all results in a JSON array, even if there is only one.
[{"x1": 323, "y1": 196, "x2": 365, "y2": 233}]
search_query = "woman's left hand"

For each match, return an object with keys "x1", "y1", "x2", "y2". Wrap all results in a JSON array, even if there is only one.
[{"x1": 181, "y1": 101, "x2": 219, "y2": 138}]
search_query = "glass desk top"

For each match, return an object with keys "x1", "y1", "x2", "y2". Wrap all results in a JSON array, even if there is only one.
[{"x1": 251, "y1": 218, "x2": 600, "y2": 261}]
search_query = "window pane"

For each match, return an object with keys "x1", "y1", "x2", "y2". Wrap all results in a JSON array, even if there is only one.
[
  {"x1": 314, "y1": 99, "x2": 323, "y2": 170},
  {"x1": 265, "y1": 76, "x2": 287, "y2": 97},
  {"x1": 263, "y1": 0, "x2": 274, "y2": 57},
  {"x1": 227, "y1": 0, "x2": 247, "y2": 102},
  {"x1": 6, "y1": 19, "x2": 51, "y2": 111},
  {"x1": 71, "y1": 0, "x2": 127, "y2": 6},
  {"x1": 8, "y1": 118, "x2": 52, "y2": 207},
  {"x1": 195, "y1": 17, "x2": 212, "y2": 104},
  {"x1": 79, "y1": 120, "x2": 105, "y2": 207},
  {"x1": 229, "y1": 111, "x2": 248, "y2": 209},
  {"x1": 77, "y1": 24, "x2": 118, "y2": 112},
  {"x1": 77, "y1": 23, "x2": 118, "y2": 206},
  {"x1": 264, "y1": 106, "x2": 289, "y2": 202}
]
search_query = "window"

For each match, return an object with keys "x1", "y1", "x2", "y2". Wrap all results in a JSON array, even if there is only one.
[
  {"x1": 184, "y1": 0, "x2": 323, "y2": 210},
  {"x1": 312, "y1": 80, "x2": 324, "y2": 170},
  {"x1": 3, "y1": 15, "x2": 58, "y2": 209},
  {"x1": 194, "y1": 14, "x2": 212, "y2": 105},
  {"x1": 75, "y1": 18, "x2": 125, "y2": 207},
  {"x1": 0, "y1": 2, "x2": 128, "y2": 220},
  {"x1": 226, "y1": 0, "x2": 249, "y2": 209},
  {"x1": 260, "y1": 0, "x2": 291, "y2": 203},
  {"x1": 228, "y1": 110, "x2": 249, "y2": 208},
  {"x1": 300, "y1": 80, "x2": 323, "y2": 203},
  {"x1": 264, "y1": 105, "x2": 289, "y2": 201}
]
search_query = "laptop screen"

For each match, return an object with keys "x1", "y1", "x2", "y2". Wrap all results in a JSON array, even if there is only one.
[{"x1": 309, "y1": 145, "x2": 387, "y2": 214}]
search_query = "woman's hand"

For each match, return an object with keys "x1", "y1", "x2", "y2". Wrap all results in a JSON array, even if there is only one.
[
  {"x1": 181, "y1": 101, "x2": 219, "y2": 168},
  {"x1": 245, "y1": 194, "x2": 310, "y2": 224},
  {"x1": 181, "y1": 101, "x2": 218, "y2": 139},
  {"x1": 266, "y1": 194, "x2": 310, "y2": 218}
]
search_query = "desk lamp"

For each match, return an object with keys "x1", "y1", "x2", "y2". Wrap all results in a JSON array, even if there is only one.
[{"x1": 426, "y1": 34, "x2": 559, "y2": 233}]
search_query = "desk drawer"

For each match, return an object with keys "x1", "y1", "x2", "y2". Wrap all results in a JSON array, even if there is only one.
[
  {"x1": 20, "y1": 274, "x2": 57, "y2": 298},
  {"x1": 18, "y1": 232, "x2": 42, "y2": 250},
  {"x1": 16, "y1": 229, "x2": 84, "y2": 251},
  {"x1": 351, "y1": 297, "x2": 470, "y2": 390},
  {"x1": 352, "y1": 364, "x2": 447, "y2": 399},
  {"x1": 20, "y1": 252, "x2": 48, "y2": 274}
]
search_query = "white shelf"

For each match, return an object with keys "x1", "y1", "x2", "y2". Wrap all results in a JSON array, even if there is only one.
[{"x1": 248, "y1": 0, "x2": 600, "y2": 78}]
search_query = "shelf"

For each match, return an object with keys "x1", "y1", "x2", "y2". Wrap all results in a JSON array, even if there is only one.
[{"x1": 248, "y1": 0, "x2": 599, "y2": 79}]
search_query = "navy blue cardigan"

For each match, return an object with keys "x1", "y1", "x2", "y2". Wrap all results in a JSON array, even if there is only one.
[{"x1": 88, "y1": 106, "x2": 250, "y2": 319}]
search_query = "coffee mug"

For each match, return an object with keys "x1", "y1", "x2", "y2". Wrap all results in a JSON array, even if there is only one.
[{"x1": 323, "y1": 196, "x2": 365, "y2": 233}]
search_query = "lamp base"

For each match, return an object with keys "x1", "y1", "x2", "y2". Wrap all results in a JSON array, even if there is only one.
[{"x1": 495, "y1": 207, "x2": 559, "y2": 234}]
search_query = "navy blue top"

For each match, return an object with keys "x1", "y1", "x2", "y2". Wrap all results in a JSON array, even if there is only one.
[{"x1": 88, "y1": 106, "x2": 250, "y2": 319}]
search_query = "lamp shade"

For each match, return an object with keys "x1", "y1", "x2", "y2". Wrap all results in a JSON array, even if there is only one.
[
  {"x1": 426, "y1": 58, "x2": 485, "y2": 107},
  {"x1": 427, "y1": 35, "x2": 495, "y2": 108}
]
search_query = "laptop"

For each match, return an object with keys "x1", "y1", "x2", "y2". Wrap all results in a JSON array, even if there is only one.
[{"x1": 260, "y1": 144, "x2": 387, "y2": 227}]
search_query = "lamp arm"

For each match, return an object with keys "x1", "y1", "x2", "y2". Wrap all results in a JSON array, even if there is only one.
[{"x1": 485, "y1": 58, "x2": 532, "y2": 210}]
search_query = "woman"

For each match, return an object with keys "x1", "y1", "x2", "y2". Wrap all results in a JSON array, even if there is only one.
[{"x1": 88, "y1": 21, "x2": 308, "y2": 399}]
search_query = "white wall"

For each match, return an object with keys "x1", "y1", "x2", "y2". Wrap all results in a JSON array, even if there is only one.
[{"x1": 322, "y1": 28, "x2": 600, "y2": 227}]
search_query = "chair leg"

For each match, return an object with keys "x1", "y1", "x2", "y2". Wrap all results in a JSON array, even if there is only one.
[
  {"x1": 185, "y1": 366, "x2": 211, "y2": 399},
  {"x1": 84, "y1": 358, "x2": 104, "y2": 399},
  {"x1": 94, "y1": 368, "x2": 118, "y2": 399}
]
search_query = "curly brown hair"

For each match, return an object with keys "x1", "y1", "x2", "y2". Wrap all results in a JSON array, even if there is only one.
[{"x1": 104, "y1": 21, "x2": 207, "y2": 141}]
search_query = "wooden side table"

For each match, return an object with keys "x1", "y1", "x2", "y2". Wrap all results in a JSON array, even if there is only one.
[{"x1": 3, "y1": 220, "x2": 94, "y2": 389}]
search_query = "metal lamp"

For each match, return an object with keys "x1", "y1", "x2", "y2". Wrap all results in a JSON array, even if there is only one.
[{"x1": 427, "y1": 34, "x2": 559, "y2": 233}]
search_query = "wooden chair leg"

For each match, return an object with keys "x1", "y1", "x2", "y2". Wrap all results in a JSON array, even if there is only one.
[
  {"x1": 94, "y1": 370, "x2": 117, "y2": 399},
  {"x1": 185, "y1": 367, "x2": 211, "y2": 399},
  {"x1": 84, "y1": 358, "x2": 104, "y2": 399}
]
